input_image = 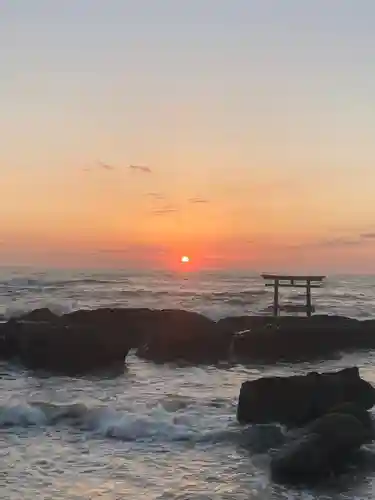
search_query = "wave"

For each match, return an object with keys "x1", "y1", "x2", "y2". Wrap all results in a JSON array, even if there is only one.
[
  {"x1": 3, "y1": 303, "x2": 73, "y2": 319},
  {"x1": 0, "y1": 399, "x2": 264, "y2": 446},
  {"x1": 0, "y1": 278, "x2": 129, "y2": 289}
]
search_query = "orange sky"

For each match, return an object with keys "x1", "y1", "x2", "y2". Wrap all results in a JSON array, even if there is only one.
[{"x1": 1, "y1": 2, "x2": 375, "y2": 273}]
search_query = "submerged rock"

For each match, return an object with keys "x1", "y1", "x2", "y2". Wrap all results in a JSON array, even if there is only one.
[
  {"x1": 271, "y1": 412, "x2": 372, "y2": 483},
  {"x1": 325, "y1": 401, "x2": 374, "y2": 431},
  {"x1": 237, "y1": 367, "x2": 375, "y2": 426}
]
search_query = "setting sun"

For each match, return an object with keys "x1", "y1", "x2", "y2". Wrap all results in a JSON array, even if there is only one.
[{"x1": 181, "y1": 256, "x2": 190, "y2": 263}]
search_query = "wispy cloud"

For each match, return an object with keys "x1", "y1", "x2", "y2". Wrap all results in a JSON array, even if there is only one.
[
  {"x1": 82, "y1": 161, "x2": 115, "y2": 172},
  {"x1": 146, "y1": 192, "x2": 165, "y2": 200},
  {"x1": 152, "y1": 206, "x2": 179, "y2": 215},
  {"x1": 189, "y1": 197, "x2": 209, "y2": 204},
  {"x1": 360, "y1": 232, "x2": 375, "y2": 240},
  {"x1": 129, "y1": 164, "x2": 152, "y2": 173},
  {"x1": 292, "y1": 234, "x2": 375, "y2": 250},
  {"x1": 317, "y1": 237, "x2": 360, "y2": 247},
  {"x1": 98, "y1": 161, "x2": 115, "y2": 170},
  {"x1": 97, "y1": 244, "x2": 167, "y2": 256}
]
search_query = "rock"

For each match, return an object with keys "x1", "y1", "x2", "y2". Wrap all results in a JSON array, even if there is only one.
[
  {"x1": 3, "y1": 321, "x2": 131, "y2": 375},
  {"x1": 218, "y1": 315, "x2": 375, "y2": 363},
  {"x1": 136, "y1": 309, "x2": 230, "y2": 364},
  {"x1": 18, "y1": 308, "x2": 61, "y2": 323},
  {"x1": 237, "y1": 367, "x2": 375, "y2": 426},
  {"x1": 308, "y1": 412, "x2": 372, "y2": 443},
  {"x1": 271, "y1": 413, "x2": 371, "y2": 483},
  {"x1": 63, "y1": 307, "x2": 154, "y2": 348},
  {"x1": 0, "y1": 307, "x2": 230, "y2": 372},
  {"x1": 325, "y1": 402, "x2": 373, "y2": 431},
  {"x1": 63, "y1": 308, "x2": 229, "y2": 363},
  {"x1": 5, "y1": 307, "x2": 375, "y2": 368}
]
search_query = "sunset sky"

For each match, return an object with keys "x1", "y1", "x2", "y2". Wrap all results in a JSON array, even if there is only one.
[{"x1": 1, "y1": 1, "x2": 375, "y2": 272}]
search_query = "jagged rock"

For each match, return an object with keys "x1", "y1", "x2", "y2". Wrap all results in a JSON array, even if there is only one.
[{"x1": 237, "y1": 367, "x2": 375, "y2": 426}]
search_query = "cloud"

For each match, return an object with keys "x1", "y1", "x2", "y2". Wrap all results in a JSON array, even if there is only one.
[
  {"x1": 129, "y1": 164, "x2": 152, "y2": 173},
  {"x1": 97, "y1": 244, "x2": 167, "y2": 256},
  {"x1": 290, "y1": 237, "x2": 361, "y2": 250},
  {"x1": 146, "y1": 192, "x2": 165, "y2": 200},
  {"x1": 98, "y1": 161, "x2": 115, "y2": 170},
  {"x1": 317, "y1": 238, "x2": 360, "y2": 247},
  {"x1": 152, "y1": 205, "x2": 179, "y2": 215},
  {"x1": 360, "y1": 232, "x2": 375, "y2": 239},
  {"x1": 189, "y1": 197, "x2": 209, "y2": 204}
]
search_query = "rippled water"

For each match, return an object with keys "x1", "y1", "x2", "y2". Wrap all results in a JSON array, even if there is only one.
[
  {"x1": 1, "y1": 268, "x2": 375, "y2": 320},
  {"x1": 1, "y1": 268, "x2": 375, "y2": 499}
]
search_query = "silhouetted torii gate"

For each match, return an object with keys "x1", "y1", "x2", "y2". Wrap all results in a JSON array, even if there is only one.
[{"x1": 261, "y1": 274, "x2": 325, "y2": 317}]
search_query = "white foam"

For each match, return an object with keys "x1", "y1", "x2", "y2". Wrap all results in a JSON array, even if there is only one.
[
  {"x1": 0, "y1": 403, "x2": 47, "y2": 427},
  {"x1": 0, "y1": 399, "x2": 238, "y2": 444},
  {"x1": 86, "y1": 405, "x2": 197, "y2": 441}
]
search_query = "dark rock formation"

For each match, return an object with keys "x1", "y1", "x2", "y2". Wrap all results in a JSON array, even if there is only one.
[
  {"x1": 4, "y1": 308, "x2": 375, "y2": 369},
  {"x1": 325, "y1": 401, "x2": 374, "y2": 431},
  {"x1": 218, "y1": 315, "x2": 375, "y2": 363},
  {"x1": 18, "y1": 308, "x2": 61, "y2": 323},
  {"x1": 63, "y1": 307, "x2": 155, "y2": 348},
  {"x1": 63, "y1": 308, "x2": 229, "y2": 364},
  {"x1": 135, "y1": 309, "x2": 229, "y2": 363},
  {"x1": 1, "y1": 320, "x2": 131, "y2": 375},
  {"x1": 271, "y1": 412, "x2": 372, "y2": 482},
  {"x1": 237, "y1": 367, "x2": 375, "y2": 426},
  {"x1": 237, "y1": 367, "x2": 375, "y2": 484},
  {"x1": 0, "y1": 307, "x2": 231, "y2": 372}
]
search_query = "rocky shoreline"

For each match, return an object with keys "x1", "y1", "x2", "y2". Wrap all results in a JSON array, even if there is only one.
[{"x1": 1, "y1": 307, "x2": 375, "y2": 373}]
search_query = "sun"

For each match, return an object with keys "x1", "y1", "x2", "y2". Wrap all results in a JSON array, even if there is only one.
[{"x1": 181, "y1": 255, "x2": 190, "y2": 263}]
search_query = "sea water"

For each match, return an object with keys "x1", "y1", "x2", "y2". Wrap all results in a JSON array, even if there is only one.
[{"x1": 1, "y1": 268, "x2": 375, "y2": 499}]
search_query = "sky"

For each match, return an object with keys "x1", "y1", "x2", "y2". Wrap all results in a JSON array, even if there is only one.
[{"x1": 1, "y1": 0, "x2": 375, "y2": 273}]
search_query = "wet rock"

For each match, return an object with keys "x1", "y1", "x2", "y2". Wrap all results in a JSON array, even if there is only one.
[
  {"x1": 5, "y1": 307, "x2": 375, "y2": 368},
  {"x1": 63, "y1": 307, "x2": 155, "y2": 348},
  {"x1": 136, "y1": 309, "x2": 230, "y2": 364},
  {"x1": 18, "y1": 308, "x2": 61, "y2": 323},
  {"x1": 239, "y1": 424, "x2": 286, "y2": 453},
  {"x1": 237, "y1": 367, "x2": 375, "y2": 426},
  {"x1": 2, "y1": 321, "x2": 131, "y2": 375},
  {"x1": 64, "y1": 308, "x2": 229, "y2": 363},
  {"x1": 325, "y1": 401, "x2": 373, "y2": 431},
  {"x1": 271, "y1": 413, "x2": 372, "y2": 483},
  {"x1": 218, "y1": 315, "x2": 375, "y2": 363}
]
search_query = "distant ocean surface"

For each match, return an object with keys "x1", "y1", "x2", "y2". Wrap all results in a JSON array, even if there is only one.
[
  {"x1": 1, "y1": 267, "x2": 375, "y2": 320},
  {"x1": 2, "y1": 268, "x2": 375, "y2": 499}
]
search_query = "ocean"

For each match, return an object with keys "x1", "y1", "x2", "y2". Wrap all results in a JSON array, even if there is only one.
[{"x1": 1, "y1": 268, "x2": 375, "y2": 499}]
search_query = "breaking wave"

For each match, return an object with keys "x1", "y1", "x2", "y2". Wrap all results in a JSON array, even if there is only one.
[
  {"x1": 0, "y1": 400, "x2": 226, "y2": 441},
  {"x1": 0, "y1": 399, "x2": 285, "y2": 451}
]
